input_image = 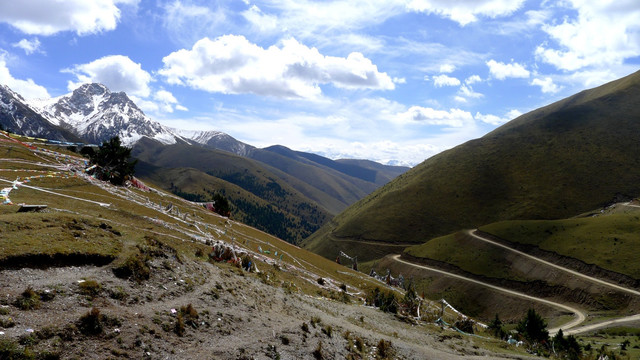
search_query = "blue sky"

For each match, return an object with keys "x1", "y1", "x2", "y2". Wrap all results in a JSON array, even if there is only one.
[{"x1": 1, "y1": 0, "x2": 639, "y2": 166}]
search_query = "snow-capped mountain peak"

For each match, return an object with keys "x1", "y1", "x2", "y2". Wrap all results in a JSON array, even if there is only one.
[{"x1": 28, "y1": 83, "x2": 186, "y2": 146}]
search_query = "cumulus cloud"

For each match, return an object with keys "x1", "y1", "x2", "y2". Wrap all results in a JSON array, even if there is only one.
[
  {"x1": 457, "y1": 84, "x2": 483, "y2": 99},
  {"x1": 154, "y1": 90, "x2": 188, "y2": 113},
  {"x1": 159, "y1": 35, "x2": 394, "y2": 99},
  {"x1": 396, "y1": 106, "x2": 473, "y2": 127},
  {"x1": 531, "y1": 77, "x2": 562, "y2": 94},
  {"x1": 465, "y1": 75, "x2": 482, "y2": 84},
  {"x1": 0, "y1": 52, "x2": 49, "y2": 99},
  {"x1": 486, "y1": 59, "x2": 530, "y2": 80},
  {"x1": 433, "y1": 74, "x2": 460, "y2": 87},
  {"x1": 0, "y1": 0, "x2": 137, "y2": 36},
  {"x1": 439, "y1": 64, "x2": 456, "y2": 73},
  {"x1": 475, "y1": 109, "x2": 521, "y2": 125},
  {"x1": 536, "y1": 0, "x2": 640, "y2": 71},
  {"x1": 406, "y1": 0, "x2": 525, "y2": 25},
  {"x1": 12, "y1": 38, "x2": 43, "y2": 55},
  {"x1": 64, "y1": 55, "x2": 152, "y2": 97}
]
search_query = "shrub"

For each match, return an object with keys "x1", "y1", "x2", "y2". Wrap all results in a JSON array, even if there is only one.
[
  {"x1": 317, "y1": 278, "x2": 325, "y2": 286},
  {"x1": 280, "y1": 335, "x2": 290, "y2": 345},
  {"x1": 312, "y1": 342, "x2": 324, "y2": 360},
  {"x1": 376, "y1": 339, "x2": 394, "y2": 359},
  {"x1": 108, "y1": 286, "x2": 129, "y2": 301},
  {"x1": 301, "y1": 322, "x2": 309, "y2": 333},
  {"x1": 78, "y1": 308, "x2": 104, "y2": 336},
  {"x1": 15, "y1": 287, "x2": 40, "y2": 310},
  {"x1": 78, "y1": 280, "x2": 102, "y2": 298},
  {"x1": 180, "y1": 304, "x2": 199, "y2": 328},
  {"x1": 310, "y1": 316, "x2": 322, "y2": 328},
  {"x1": 174, "y1": 314, "x2": 185, "y2": 337},
  {"x1": 322, "y1": 325, "x2": 332, "y2": 338},
  {"x1": 454, "y1": 318, "x2": 474, "y2": 334},
  {"x1": 113, "y1": 254, "x2": 150, "y2": 282}
]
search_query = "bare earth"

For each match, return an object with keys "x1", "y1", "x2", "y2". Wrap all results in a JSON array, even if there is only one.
[{"x1": 0, "y1": 254, "x2": 535, "y2": 359}]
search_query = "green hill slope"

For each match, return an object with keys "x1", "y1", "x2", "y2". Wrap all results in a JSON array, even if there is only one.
[
  {"x1": 132, "y1": 139, "x2": 331, "y2": 244},
  {"x1": 304, "y1": 69, "x2": 640, "y2": 260}
]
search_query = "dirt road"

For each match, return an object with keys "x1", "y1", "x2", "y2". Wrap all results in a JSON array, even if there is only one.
[
  {"x1": 391, "y1": 255, "x2": 585, "y2": 334},
  {"x1": 466, "y1": 230, "x2": 640, "y2": 297}
]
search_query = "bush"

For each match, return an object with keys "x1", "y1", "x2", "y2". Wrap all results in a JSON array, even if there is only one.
[
  {"x1": 322, "y1": 325, "x2": 332, "y2": 338},
  {"x1": 78, "y1": 308, "x2": 104, "y2": 336},
  {"x1": 175, "y1": 314, "x2": 185, "y2": 337},
  {"x1": 180, "y1": 304, "x2": 199, "y2": 328},
  {"x1": 113, "y1": 254, "x2": 150, "y2": 282},
  {"x1": 454, "y1": 318, "x2": 474, "y2": 334},
  {"x1": 376, "y1": 339, "x2": 394, "y2": 359},
  {"x1": 365, "y1": 287, "x2": 398, "y2": 314},
  {"x1": 15, "y1": 287, "x2": 40, "y2": 310},
  {"x1": 78, "y1": 280, "x2": 102, "y2": 298}
]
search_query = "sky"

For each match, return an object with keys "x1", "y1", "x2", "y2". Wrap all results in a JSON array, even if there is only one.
[{"x1": 0, "y1": 1, "x2": 639, "y2": 166}]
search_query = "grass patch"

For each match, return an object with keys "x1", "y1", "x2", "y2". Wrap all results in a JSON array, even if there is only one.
[{"x1": 480, "y1": 212, "x2": 640, "y2": 278}]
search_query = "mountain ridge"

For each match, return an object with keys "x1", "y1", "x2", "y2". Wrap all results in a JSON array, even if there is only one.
[{"x1": 303, "y1": 68, "x2": 640, "y2": 261}]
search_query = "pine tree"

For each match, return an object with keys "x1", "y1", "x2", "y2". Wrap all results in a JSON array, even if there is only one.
[{"x1": 90, "y1": 136, "x2": 137, "y2": 185}]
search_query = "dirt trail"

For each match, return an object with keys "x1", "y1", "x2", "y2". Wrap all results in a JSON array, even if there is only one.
[
  {"x1": 466, "y1": 230, "x2": 640, "y2": 297},
  {"x1": 391, "y1": 255, "x2": 585, "y2": 334}
]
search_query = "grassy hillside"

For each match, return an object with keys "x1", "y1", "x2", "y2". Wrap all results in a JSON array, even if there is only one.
[
  {"x1": 136, "y1": 161, "x2": 330, "y2": 244},
  {"x1": 304, "y1": 69, "x2": 640, "y2": 260},
  {"x1": 132, "y1": 141, "x2": 332, "y2": 244},
  {"x1": 0, "y1": 133, "x2": 538, "y2": 359},
  {"x1": 479, "y1": 205, "x2": 640, "y2": 279}
]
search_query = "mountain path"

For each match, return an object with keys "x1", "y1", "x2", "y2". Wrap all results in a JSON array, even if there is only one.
[
  {"x1": 466, "y1": 230, "x2": 640, "y2": 297},
  {"x1": 391, "y1": 254, "x2": 585, "y2": 334}
]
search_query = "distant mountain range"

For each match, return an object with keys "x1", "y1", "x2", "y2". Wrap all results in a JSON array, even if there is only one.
[
  {"x1": 303, "y1": 69, "x2": 640, "y2": 261},
  {"x1": 0, "y1": 82, "x2": 408, "y2": 243}
]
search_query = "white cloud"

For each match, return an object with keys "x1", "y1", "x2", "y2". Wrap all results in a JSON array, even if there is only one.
[
  {"x1": 153, "y1": 90, "x2": 187, "y2": 113},
  {"x1": 536, "y1": 0, "x2": 640, "y2": 71},
  {"x1": 0, "y1": 0, "x2": 137, "y2": 36},
  {"x1": 159, "y1": 35, "x2": 394, "y2": 99},
  {"x1": 12, "y1": 38, "x2": 43, "y2": 55},
  {"x1": 64, "y1": 55, "x2": 152, "y2": 97},
  {"x1": 162, "y1": 1, "x2": 227, "y2": 46},
  {"x1": 406, "y1": 0, "x2": 525, "y2": 25},
  {"x1": 531, "y1": 77, "x2": 561, "y2": 94},
  {"x1": 465, "y1": 75, "x2": 482, "y2": 84},
  {"x1": 439, "y1": 64, "x2": 456, "y2": 73},
  {"x1": 393, "y1": 77, "x2": 407, "y2": 84},
  {"x1": 433, "y1": 74, "x2": 460, "y2": 87},
  {"x1": 475, "y1": 109, "x2": 521, "y2": 125},
  {"x1": 396, "y1": 106, "x2": 473, "y2": 127},
  {"x1": 0, "y1": 52, "x2": 49, "y2": 99},
  {"x1": 486, "y1": 59, "x2": 530, "y2": 80},
  {"x1": 242, "y1": 5, "x2": 279, "y2": 33},
  {"x1": 458, "y1": 84, "x2": 483, "y2": 99}
]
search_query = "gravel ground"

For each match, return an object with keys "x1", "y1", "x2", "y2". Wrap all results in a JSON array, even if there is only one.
[{"x1": 0, "y1": 253, "x2": 535, "y2": 359}]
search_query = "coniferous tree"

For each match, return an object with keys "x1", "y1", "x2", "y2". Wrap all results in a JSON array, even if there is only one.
[
  {"x1": 516, "y1": 309, "x2": 549, "y2": 344},
  {"x1": 90, "y1": 136, "x2": 137, "y2": 185}
]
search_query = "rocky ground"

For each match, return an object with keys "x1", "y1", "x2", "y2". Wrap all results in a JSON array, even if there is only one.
[{"x1": 0, "y1": 249, "x2": 534, "y2": 360}]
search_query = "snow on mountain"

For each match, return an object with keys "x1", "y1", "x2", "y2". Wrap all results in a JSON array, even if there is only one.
[
  {"x1": 28, "y1": 83, "x2": 187, "y2": 146},
  {"x1": 175, "y1": 128, "x2": 255, "y2": 156},
  {"x1": 0, "y1": 85, "x2": 75, "y2": 141}
]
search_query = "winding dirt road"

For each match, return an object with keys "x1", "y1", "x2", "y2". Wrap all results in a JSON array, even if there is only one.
[
  {"x1": 391, "y1": 254, "x2": 585, "y2": 334},
  {"x1": 466, "y1": 230, "x2": 640, "y2": 297},
  {"x1": 393, "y1": 228, "x2": 640, "y2": 335}
]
